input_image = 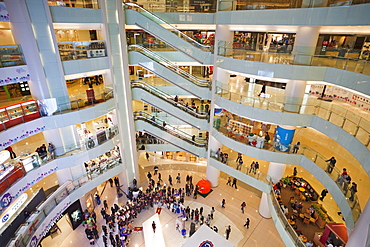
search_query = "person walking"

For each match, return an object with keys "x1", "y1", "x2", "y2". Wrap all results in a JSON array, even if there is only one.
[
  {"x1": 232, "y1": 178, "x2": 238, "y2": 189},
  {"x1": 241, "y1": 202, "x2": 246, "y2": 213},
  {"x1": 108, "y1": 178, "x2": 113, "y2": 187},
  {"x1": 292, "y1": 142, "x2": 300, "y2": 154},
  {"x1": 258, "y1": 82, "x2": 266, "y2": 97},
  {"x1": 244, "y1": 218, "x2": 250, "y2": 228},
  {"x1": 225, "y1": 225, "x2": 231, "y2": 240},
  {"x1": 236, "y1": 158, "x2": 243, "y2": 170},
  {"x1": 226, "y1": 177, "x2": 231, "y2": 186},
  {"x1": 146, "y1": 152, "x2": 150, "y2": 161},
  {"x1": 236, "y1": 153, "x2": 242, "y2": 163},
  {"x1": 349, "y1": 182, "x2": 357, "y2": 201},
  {"x1": 293, "y1": 167, "x2": 297, "y2": 177},
  {"x1": 254, "y1": 162, "x2": 259, "y2": 174},
  {"x1": 221, "y1": 199, "x2": 226, "y2": 208},
  {"x1": 176, "y1": 173, "x2": 181, "y2": 183},
  {"x1": 152, "y1": 221, "x2": 156, "y2": 233},
  {"x1": 325, "y1": 157, "x2": 336, "y2": 174},
  {"x1": 210, "y1": 207, "x2": 215, "y2": 219},
  {"x1": 168, "y1": 175, "x2": 173, "y2": 186},
  {"x1": 5, "y1": 146, "x2": 16, "y2": 159},
  {"x1": 320, "y1": 189, "x2": 328, "y2": 201},
  {"x1": 249, "y1": 161, "x2": 255, "y2": 174},
  {"x1": 154, "y1": 165, "x2": 158, "y2": 175}
]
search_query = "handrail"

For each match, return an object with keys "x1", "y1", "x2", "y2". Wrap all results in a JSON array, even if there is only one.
[
  {"x1": 129, "y1": 45, "x2": 211, "y2": 88},
  {"x1": 214, "y1": 124, "x2": 362, "y2": 223},
  {"x1": 7, "y1": 157, "x2": 120, "y2": 247},
  {"x1": 209, "y1": 149, "x2": 272, "y2": 184},
  {"x1": 123, "y1": 2, "x2": 212, "y2": 52},
  {"x1": 133, "y1": 111, "x2": 207, "y2": 147},
  {"x1": 215, "y1": 83, "x2": 370, "y2": 148},
  {"x1": 131, "y1": 80, "x2": 209, "y2": 119}
]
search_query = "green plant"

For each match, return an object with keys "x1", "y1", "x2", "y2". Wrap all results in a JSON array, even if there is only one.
[
  {"x1": 312, "y1": 204, "x2": 327, "y2": 220},
  {"x1": 282, "y1": 176, "x2": 290, "y2": 185}
]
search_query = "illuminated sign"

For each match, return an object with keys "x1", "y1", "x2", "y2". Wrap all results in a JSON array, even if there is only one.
[{"x1": 0, "y1": 193, "x2": 28, "y2": 228}]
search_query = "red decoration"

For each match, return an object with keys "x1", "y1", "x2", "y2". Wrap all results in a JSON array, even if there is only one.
[{"x1": 197, "y1": 179, "x2": 211, "y2": 194}]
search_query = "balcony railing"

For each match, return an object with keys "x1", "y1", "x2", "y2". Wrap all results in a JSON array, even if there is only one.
[
  {"x1": 7, "y1": 158, "x2": 120, "y2": 247},
  {"x1": 218, "y1": 41, "x2": 370, "y2": 76},
  {"x1": 0, "y1": 125, "x2": 119, "y2": 197},
  {"x1": 214, "y1": 124, "x2": 362, "y2": 223},
  {"x1": 48, "y1": 0, "x2": 99, "y2": 9},
  {"x1": 215, "y1": 83, "x2": 370, "y2": 149},
  {"x1": 57, "y1": 40, "x2": 107, "y2": 61},
  {"x1": 0, "y1": 45, "x2": 26, "y2": 68}
]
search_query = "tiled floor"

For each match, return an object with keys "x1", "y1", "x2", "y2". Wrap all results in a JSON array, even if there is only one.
[{"x1": 39, "y1": 154, "x2": 285, "y2": 247}]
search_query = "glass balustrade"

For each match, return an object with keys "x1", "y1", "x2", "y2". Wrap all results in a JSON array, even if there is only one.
[
  {"x1": 123, "y1": 3, "x2": 213, "y2": 52},
  {"x1": 9, "y1": 158, "x2": 120, "y2": 247},
  {"x1": 218, "y1": 41, "x2": 370, "y2": 76},
  {"x1": 0, "y1": 45, "x2": 26, "y2": 68},
  {"x1": 48, "y1": 0, "x2": 99, "y2": 9},
  {"x1": 57, "y1": 41, "x2": 107, "y2": 61},
  {"x1": 129, "y1": 45, "x2": 211, "y2": 88},
  {"x1": 213, "y1": 123, "x2": 362, "y2": 223},
  {"x1": 131, "y1": 80, "x2": 209, "y2": 118},
  {"x1": 269, "y1": 191, "x2": 307, "y2": 247},
  {"x1": 218, "y1": 0, "x2": 370, "y2": 11},
  {"x1": 210, "y1": 149, "x2": 272, "y2": 184},
  {"x1": 133, "y1": 111, "x2": 207, "y2": 147},
  {"x1": 0, "y1": 125, "x2": 119, "y2": 196},
  {"x1": 215, "y1": 83, "x2": 370, "y2": 148}
]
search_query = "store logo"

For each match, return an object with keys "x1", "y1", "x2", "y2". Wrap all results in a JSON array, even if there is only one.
[
  {"x1": 199, "y1": 240, "x2": 214, "y2": 247},
  {"x1": 1, "y1": 214, "x2": 9, "y2": 223}
]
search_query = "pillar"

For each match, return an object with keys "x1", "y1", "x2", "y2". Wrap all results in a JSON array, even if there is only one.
[
  {"x1": 292, "y1": 26, "x2": 320, "y2": 65},
  {"x1": 267, "y1": 162, "x2": 286, "y2": 184},
  {"x1": 4, "y1": 0, "x2": 70, "y2": 105},
  {"x1": 55, "y1": 168, "x2": 73, "y2": 185},
  {"x1": 283, "y1": 80, "x2": 307, "y2": 112},
  {"x1": 215, "y1": 25, "x2": 234, "y2": 60},
  {"x1": 206, "y1": 136, "x2": 221, "y2": 187},
  {"x1": 347, "y1": 199, "x2": 370, "y2": 246},
  {"x1": 274, "y1": 125, "x2": 296, "y2": 152},
  {"x1": 259, "y1": 192, "x2": 271, "y2": 218},
  {"x1": 79, "y1": 196, "x2": 88, "y2": 212},
  {"x1": 102, "y1": 0, "x2": 139, "y2": 185},
  {"x1": 42, "y1": 125, "x2": 79, "y2": 156},
  {"x1": 116, "y1": 171, "x2": 128, "y2": 194}
]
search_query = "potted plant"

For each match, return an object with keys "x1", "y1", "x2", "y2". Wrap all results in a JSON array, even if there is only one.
[
  {"x1": 281, "y1": 176, "x2": 290, "y2": 188},
  {"x1": 312, "y1": 204, "x2": 327, "y2": 228}
]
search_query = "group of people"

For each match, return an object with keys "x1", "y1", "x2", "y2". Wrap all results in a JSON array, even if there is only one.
[
  {"x1": 35, "y1": 143, "x2": 56, "y2": 160},
  {"x1": 173, "y1": 95, "x2": 210, "y2": 116}
]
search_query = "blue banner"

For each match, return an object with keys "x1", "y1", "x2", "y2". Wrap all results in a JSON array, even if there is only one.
[{"x1": 274, "y1": 126, "x2": 295, "y2": 152}]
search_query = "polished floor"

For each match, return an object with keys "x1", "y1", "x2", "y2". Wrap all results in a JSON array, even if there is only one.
[{"x1": 39, "y1": 153, "x2": 285, "y2": 247}]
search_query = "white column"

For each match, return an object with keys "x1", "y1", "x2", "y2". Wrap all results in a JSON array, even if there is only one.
[
  {"x1": 79, "y1": 196, "x2": 88, "y2": 212},
  {"x1": 267, "y1": 162, "x2": 286, "y2": 184},
  {"x1": 42, "y1": 126, "x2": 79, "y2": 156},
  {"x1": 4, "y1": 0, "x2": 70, "y2": 105},
  {"x1": 215, "y1": 25, "x2": 234, "y2": 58},
  {"x1": 116, "y1": 171, "x2": 128, "y2": 194},
  {"x1": 274, "y1": 125, "x2": 296, "y2": 152},
  {"x1": 283, "y1": 80, "x2": 307, "y2": 112},
  {"x1": 347, "y1": 198, "x2": 370, "y2": 246},
  {"x1": 55, "y1": 168, "x2": 73, "y2": 185},
  {"x1": 259, "y1": 192, "x2": 271, "y2": 218},
  {"x1": 206, "y1": 136, "x2": 222, "y2": 187},
  {"x1": 102, "y1": 0, "x2": 139, "y2": 185},
  {"x1": 292, "y1": 26, "x2": 320, "y2": 65}
]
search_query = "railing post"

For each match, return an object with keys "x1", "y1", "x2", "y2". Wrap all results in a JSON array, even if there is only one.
[
  {"x1": 327, "y1": 111, "x2": 332, "y2": 121},
  {"x1": 341, "y1": 118, "x2": 346, "y2": 128},
  {"x1": 353, "y1": 126, "x2": 360, "y2": 137}
]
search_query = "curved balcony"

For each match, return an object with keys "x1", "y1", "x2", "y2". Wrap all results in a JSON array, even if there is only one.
[
  {"x1": 1, "y1": 127, "x2": 119, "y2": 200},
  {"x1": 134, "y1": 112, "x2": 207, "y2": 157},
  {"x1": 131, "y1": 80, "x2": 209, "y2": 129},
  {"x1": 214, "y1": 86, "x2": 370, "y2": 175},
  {"x1": 8, "y1": 159, "x2": 122, "y2": 247},
  {"x1": 211, "y1": 127, "x2": 360, "y2": 230}
]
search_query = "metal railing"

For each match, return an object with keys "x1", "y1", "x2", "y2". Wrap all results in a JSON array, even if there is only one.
[
  {"x1": 217, "y1": 41, "x2": 370, "y2": 76},
  {"x1": 134, "y1": 111, "x2": 207, "y2": 147},
  {"x1": 129, "y1": 45, "x2": 211, "y2": 88},
  {"x1": 124, "y1": 3, "x2": 213, "y2": 52},
  {"x1": 215, "y1": 83, "x2": 370, "y2": 148},
  {"x1": 131, "y1": 80, "x2": 209, "y2": 119},
  {"x1": 210, "y1": 149, "x2": 272, "y2": 184},
  {"x1": 47, "y1": 0, "x2": 99, "y2": 9},
  {"x1": 7, "y1": 158, "x2": 120, "y2": 247},
  {"x1": 0, "y1": 45, "x2": 26, "y2": 68},
  {"x1": 214, "y1": 124, "x2": 362, "y2": 223},
  {"x1": 57, "y1": 40, "x2": 107, "y2": 61}
]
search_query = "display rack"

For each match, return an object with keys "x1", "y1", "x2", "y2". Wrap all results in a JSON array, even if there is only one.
[
  {"x1": 0, "y1": 100, "x2": 40, "y2": 131},
  {"x1": 228, "y1": 119, "x2": 253, "y2": 135}
]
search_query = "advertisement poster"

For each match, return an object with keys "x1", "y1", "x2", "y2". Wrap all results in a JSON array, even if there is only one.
[{"x1": 274, "y1": 126, "x2": 295, "y2": 152}]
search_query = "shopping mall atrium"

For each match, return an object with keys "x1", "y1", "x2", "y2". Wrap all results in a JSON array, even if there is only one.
[{"x1": 0, "y1": 0, "x2": 369, "y2": 246}]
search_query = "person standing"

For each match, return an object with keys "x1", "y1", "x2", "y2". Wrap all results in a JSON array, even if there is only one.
[
  {"x1": 108, "y1": 178, "x2": 113, "y2": 187},
  {"x1": 226, "y1": 177, "x2": 231, "y2": 186},
  {"x1": 349, "y1": 182, "x2": 357, "y2": 201},
  {"x1": 168, "y1": 175, "x2": 173, "y2": 185},
  {"x1": 152, "y1": 221, "x2": 156, "y2": 233},
  {"x1": 210, "y1": 207, "x2": 215, "y2": 219},
  {"x1": 244, "y1": 218, "x2": 250, "y2": 228},
  {"x1": 249, "y1": 161, "x2": 255, "y2": 174},
  {"x1": 48, "y1": 143, "x2": 56, "y2": 159},
  {"x1": 176, "y1": 173, "x2": 181, "y2": 183},
  {"x1": 158, "y1": 172, "x2": 162, "y2": 182},
  {"x1": 254, "y1": 162, "x2": 259, "y2": 174},
  {"x1": 154, "y1": 165, "x2": 158, "y2": 175},
  {"x1": 221, "y1": 199, "x2": 226, "y2": 208},
  {"x1": 146, "y1": 152, "x2": 150, "y2": 161},
  {"x1": 241, "y1": 202, "x2": 246, "y2": 213},
  {"x1": 5, "y1": 146, "x2": 16, "y2": 159},
  {"x1": 114, "y1": 177, "x2": 120, "y2": 187},
  {"x1": 320, "y1": 189, "x2": 328, "y2": 201},
  {"x1": 237, "y1": 158, "x2": 243, "y2": 171},
  {"x1": 225, "y1": 225, "x2": 231, "y2": 240},
  {"x1": 232, "y1": 178, "x2": 238, "y2": 189},
  {"x1": 292, "y1": 142, "x2": 300, "y2": 154},
  {"x1": 293, "y1": 167, "x2": 297, "y2": 177},
  {"x1": 325, "y1": 157, "x2": 336, "y2": 174},
  {"x1": 236, "y1": 153, "x2": 242, "y2": 163}
]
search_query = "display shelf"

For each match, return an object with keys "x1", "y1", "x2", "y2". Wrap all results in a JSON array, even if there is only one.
[{"x1": 228, "y1": 119, "x2": 253, "y2": 135}]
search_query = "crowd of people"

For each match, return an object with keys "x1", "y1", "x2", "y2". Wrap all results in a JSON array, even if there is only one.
[{"x1": 35, "y1": 143, "x2": 56, "y2": 161}]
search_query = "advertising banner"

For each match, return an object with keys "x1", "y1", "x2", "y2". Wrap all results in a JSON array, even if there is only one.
[{"x1": 274, "y1": 126, "x2": 295, "y2": 152}]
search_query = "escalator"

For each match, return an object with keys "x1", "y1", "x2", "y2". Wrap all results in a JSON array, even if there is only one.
[
  {"x1": 131, "y1": 80, "x2": 209, "y2": 130},
  {"x1": 129, "y1": 45, "x2": 211, "y2": 99},
  {"x1": 134, "y1": 112, "x2": 207, "y2": 157},
  {"x1": 124, "y1": 2, "x2": 213, "y2": 64}
]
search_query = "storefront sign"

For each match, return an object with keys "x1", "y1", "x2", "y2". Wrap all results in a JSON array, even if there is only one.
[
  {"x1": 0, "y1": 66, "x2": 30, "y2": 86},
  {"x1": 0, "y1": 193, "x2": 13, "y2": 208},
  {"x1": 0, "y1": 193, "x2": 28, "y2": 228}
]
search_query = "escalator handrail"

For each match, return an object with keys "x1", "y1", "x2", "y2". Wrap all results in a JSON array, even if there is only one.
[
  {"x1": 123, "y1": 2, "x2": 212, "y2": 52},
  {"x1": 129, "y1": 45, "x2": 211, "y2": 87},
  {"x1": 131, "y1": 80, "x2": 208, "y2": 119},
  {"x1": 134, "y1": 111, "x2": 207, "y2": 147}
]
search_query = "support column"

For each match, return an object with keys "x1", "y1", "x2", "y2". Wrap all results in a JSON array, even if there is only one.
[
  {"x1": 42, "y1": 126, "x2": 79, "y2": 156},
  {"x1": 215, "y1": 25, "x2": 234, "y2": 60},
  {"x1": 259, "y1": 192, "x2": 271, "y2": 218},
  {"x1": 55, "y1": 168, "x2": 73, "y2": 185},
  {"x1": 101, "y1": 0, "x2": 139, "y2": 188},
  {"x1": 116, "y1": 171, "x2": 128, "y2": 194},
  {"x1": 347, "y1": 199, "x2": 370, "y2": 246},
  {"x1": 292, "y1": 26, "x2": 320, "y2": 65},
  {"x1": 274, "y1": 125, "x2": 296, "y2": 152},
  {"x1": 283, "y1": 80, "x2": 307, "y2": 112},
  {"x1": 267, "y1": 162, "x2": 286, "y2": 184},
  {"x1": 4, "y1": 0, "x2": 70, "y2": 105},
  {"x1": 206, "y1": 136, "x2": 221, "y2": 187}
]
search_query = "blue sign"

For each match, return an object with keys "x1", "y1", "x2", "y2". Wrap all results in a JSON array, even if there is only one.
[
  {"x1": 199, "y1": 240, "x2": 214, "y2": 247},
  {"x1": 1, "y1": 214, "x2": 9, "y2": 223},
  {"x1": 274, "y1": 126, "x2": 295, "y2": 152},
  {"x1": 0, "y1": 193, "x2": 13, "y2": 208}
]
